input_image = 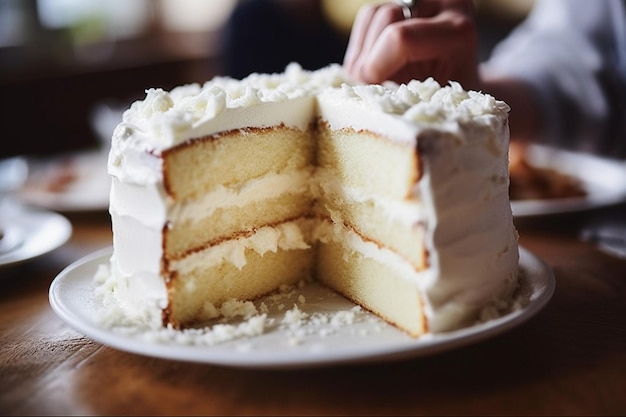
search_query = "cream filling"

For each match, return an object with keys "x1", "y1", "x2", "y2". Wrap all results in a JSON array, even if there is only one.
[
  {"x1": 168, "y1": 169, "x2": 314, "y2": 223},
  {"x1": 316, "y1": 173, "x2": 428, "y2": 226},
  {"x1": 108, "y1": 169, "x2": 424, "y2": 285},
  {"x1": 110, "y1": 163, "x2": 426, "y2": 232},
  {"x1": 314, "y1": 219, "x2": 420, "y2": 279},
  {"x1": 171, "y1": 221, "x2": 312, "y2": 274}
]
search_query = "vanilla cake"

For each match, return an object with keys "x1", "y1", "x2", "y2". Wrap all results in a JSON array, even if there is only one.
[{"x1": 103, "y1": 63, "x2": 519, "y2": 338}]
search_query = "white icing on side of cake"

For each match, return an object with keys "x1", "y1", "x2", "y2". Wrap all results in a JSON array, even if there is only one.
[
  {"x1": 109, "y1": 178, "x2": 165, "y2": 280},
  {"x1": 411, "y1": 129, "x2": 519, "y2": 331}
]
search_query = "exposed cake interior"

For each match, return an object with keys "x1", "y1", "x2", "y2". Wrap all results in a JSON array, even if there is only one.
[{"x1": 104, "y1": 64, "x2": 519, "y2": 338}]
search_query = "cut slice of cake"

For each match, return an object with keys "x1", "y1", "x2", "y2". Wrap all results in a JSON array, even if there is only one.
[{"x1": 102, "y1": 63, "x2": 519, "y2": 338}]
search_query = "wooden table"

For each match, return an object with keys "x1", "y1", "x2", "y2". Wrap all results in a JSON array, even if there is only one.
[{"x1": 1, "y1": 205, "x2": 625, "y2": 416}]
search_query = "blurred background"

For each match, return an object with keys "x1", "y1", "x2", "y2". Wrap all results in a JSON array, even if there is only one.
[{"x1": 0, "y1": 0, "x2": 535, "y2": 159}]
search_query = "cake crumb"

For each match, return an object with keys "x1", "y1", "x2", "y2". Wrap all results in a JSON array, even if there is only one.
[
  {"x1": 93, "y1": 271, "x2": 391, "y2": 348},
  {"x1": 219, "y1": 299, "x2": 258, "y2": 319},
  {"x1": 283, "y1": 304, "x2": 309, "y2": 324}
]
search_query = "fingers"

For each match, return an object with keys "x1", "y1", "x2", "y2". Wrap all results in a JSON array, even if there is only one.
[
  {"x1": 344, "y1": 3, "x2": 404, "y2": 75},
  {"x1": 362, "y1": 12, "x2": 477, "y2": 84},
  {"x1": 343, "y1": 4, "x2": 378, "y2": 71},
  {"x1": 344, "y1": 0, "x2": 477, "y2": 85},
  {"x1": 357, "y1": 20, "x2": 413, "y2": 84}
]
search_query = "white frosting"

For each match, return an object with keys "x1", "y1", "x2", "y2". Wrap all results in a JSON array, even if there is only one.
[
  {"x1": 102, "y1": 63, "x2": 518, "y2": 336},
  {"x1": 411, "y1": 127, "x2": 519, "y2": 331},
  {"x1": 316, "y1": 79, "x2": 509, "y2": 145}
]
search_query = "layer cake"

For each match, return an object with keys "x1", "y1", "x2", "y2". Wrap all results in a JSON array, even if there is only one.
[{"x1": 101, "y1": 64, "x2": 519, "y2": 338}]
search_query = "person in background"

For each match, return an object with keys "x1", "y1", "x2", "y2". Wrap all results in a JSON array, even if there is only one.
[
  {"x1": 344, "y1": 0, "x2": 626, "y2": 158},
  {"x1": 221, "y1": 0, "x2": 348, "y2": 79}
]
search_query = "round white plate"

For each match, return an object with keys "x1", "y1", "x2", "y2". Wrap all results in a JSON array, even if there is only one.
[
  {"x1": 0, "y1": 205, "x2": 72, "y2": 267},
  {"x1": 19, "y1": 150, "x2": 110, "y2": 213},
  {"x1": 49, "y1": 246, "x2": 554, "y2": 369},
  {"x1": 511, "y1": 145, "x2": 626, "y2": 217}
]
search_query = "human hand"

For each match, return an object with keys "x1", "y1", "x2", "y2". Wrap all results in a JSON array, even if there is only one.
[{"x1": 343, "y1": 0, "x2": 480, "y2": 89}]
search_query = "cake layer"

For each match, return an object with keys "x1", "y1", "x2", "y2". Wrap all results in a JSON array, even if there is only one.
[
  {"x1": 316, "y1": 192, "x2": 427, "y2": 270},
  {"x1": 166, "y1": 247, "x2": 314, "y2": 328},
  {"x1": 316, "y1": 126, "x2": 420, "y2": 200},
  {"x1": 162, "y1": 126, "x2": 314, "y2": 200},
  {"x1": 316, "y1": 240, "x2": 426, "y2": 337},
  {"x1": 166, "y1": 191, "x2": 313, "y2": 259},
  {"x1": 315, "y1": 120, "x2": 427, "y2": 269}
]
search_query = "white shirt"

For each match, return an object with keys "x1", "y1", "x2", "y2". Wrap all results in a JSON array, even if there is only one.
[{"x1": 483, "y1": 0, "x2": 626, "y2": 158}]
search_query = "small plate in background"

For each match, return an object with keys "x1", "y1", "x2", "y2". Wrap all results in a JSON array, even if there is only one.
[
  {"x1": 511, "y1": 145, "x2": 626, "y2": 217},
  {"x1": 19, "y1": 150, "x2": 110, "y2": 213},
  {"x1": 0, "y1": 205, "x2": 72, "y2": 268}
]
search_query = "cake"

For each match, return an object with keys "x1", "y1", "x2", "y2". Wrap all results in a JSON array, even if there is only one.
[{"x1": 102, "y1": 63, "x2": 519, "y2": 338}]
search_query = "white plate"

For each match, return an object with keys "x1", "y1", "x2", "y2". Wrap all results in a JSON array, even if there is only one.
[
  {"x1": 0, "y1": 205, "x2": 72, "y2": 267},
  {"x1": 19, "y1": 150, "x2": 110, "y2": 213},
  {"x1": 511, "y1": 145, "x2": 626, "y2": 217},
  {"x1": 49, "y1": 246, "x2": 554, "y2": 369}
]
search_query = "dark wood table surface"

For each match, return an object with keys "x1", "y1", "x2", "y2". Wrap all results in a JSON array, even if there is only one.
[{"x1": 1, "y1": 204, "x2": 625, "y2": 416}]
